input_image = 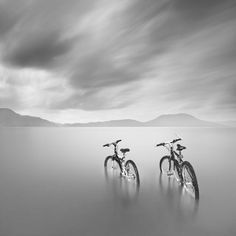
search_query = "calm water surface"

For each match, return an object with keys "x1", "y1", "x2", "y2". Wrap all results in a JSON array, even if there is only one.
[{"x1": 0, "y1": 127, "x2": 236, "y2": 236}]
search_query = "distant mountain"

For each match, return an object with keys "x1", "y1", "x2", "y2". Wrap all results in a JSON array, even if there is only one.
[
  {"x1": 0, "y1": 108, "x2": 227, "y2": 127},
  {"x1": 67, "y1": 113, "x2": 223, "y2": 127},
  {"x1": 0, "y1": 108, "x2": 57, "y2": 127},
  {"x1": 144, "y1": 113, "x2": 222, "y2": 127},
  {"x1": 66, "y1": 119, "x2": 142, "y2": 127}
]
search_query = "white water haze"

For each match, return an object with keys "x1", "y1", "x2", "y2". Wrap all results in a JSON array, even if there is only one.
[{"x1": 0, "y1": 127, "x2": 235, "y2": 236}]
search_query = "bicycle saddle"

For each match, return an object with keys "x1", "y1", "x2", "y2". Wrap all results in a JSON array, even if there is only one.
[
  {"x1": 177, "y1": 144, "x2": 186, "y2": 151},
  {"x1": 120, "y1": 148, "x2": 130, "y2": 154}
]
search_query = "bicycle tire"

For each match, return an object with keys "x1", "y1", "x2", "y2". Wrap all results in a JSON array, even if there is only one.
[
  {"x1": 159, "y1": 155, "x2": 172, "y2": 173},
  {"x1": 125, "y1": 160, "x2": 140, "y2": 185},
  {"x1": 160, "y1": 156, "x2": 182, "y2": 180},
  {"x1": 104, "y1": 156, "x2": 122, "y2": 171},
  {"x1": 173, "y1": 159, "x2": 183, "y2": 182},
  {"x1": 182, "y1": 161, "x2": 199, "y2": 199}
]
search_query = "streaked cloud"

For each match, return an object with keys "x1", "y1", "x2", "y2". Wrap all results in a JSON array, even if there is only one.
[{"x1": 0, "y1": 0, "x2": 236, "y2": 121}]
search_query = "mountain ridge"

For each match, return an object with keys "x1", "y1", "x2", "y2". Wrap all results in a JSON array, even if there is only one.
[
  {"x1": 0, "y1": 108, "x2": 57, "y2": 127},
  {"x1": 0, "y1": 108, "x2": 231, "y2": 127},
  {"x1": 144, "y1": 113, "x2": 222, "y2": 127}
]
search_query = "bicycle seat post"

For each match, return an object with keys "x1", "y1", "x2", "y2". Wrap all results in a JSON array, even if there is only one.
[
  {"x1": 114, "y1": 144, "x2": 118, "y2": 156},
  {"x1": 178, "y1": 150, "x2": 184, "y2": 160},
  {"x1": 120, "y1": 148, "x2": 130, "y2": 161},
  {"x1": 122, "y1": 153, "x2": 126, "y2": 160}
]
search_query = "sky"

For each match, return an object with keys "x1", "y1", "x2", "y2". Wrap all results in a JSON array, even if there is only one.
[{"x1": 0, "y1": 0, "x2": 236, "y2": 123}]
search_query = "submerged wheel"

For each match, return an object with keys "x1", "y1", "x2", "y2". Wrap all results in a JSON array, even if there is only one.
[
  {"x1": 104, "y1": 156, "x2": 121, "y2": 177},
  {"x1": 160, "y1": 156, "x2": 182, "y2": 181},
  {"x1": 125, "y1": 160, "x2": 140, "y2": 184},
  {"x1": 182, "y1": 161, "x2": 199, "y2": 199},
  {"x1": 159, "y1": 156, "x2": 173, "y2": 174},
  {"x1": 173, "y1": 160, "x2": 183, "y2": 182}
]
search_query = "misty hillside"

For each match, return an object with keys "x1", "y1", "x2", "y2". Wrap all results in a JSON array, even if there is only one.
[
  {"x1": 0, "y1": 108, "x2": 228, "y2": 127},
  {"x1": 66, "y1": 119, "x2": 142, "y2": 127},
  {"x1": 0, "y1": 108, "x2": 56, "y2": 127},
  {"x1": 145, "y1": 113, "x2": 222, "y2": 127},
  {"x1": 67, "y1": 113, "x2": 223, "y2": 127}
]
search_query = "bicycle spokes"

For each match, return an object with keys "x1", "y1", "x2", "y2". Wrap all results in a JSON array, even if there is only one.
[
  {"x1": 126, "y1": 165, "x2": 136, "y2": 179},
  {"x1": 112, "y1": 160, "x2": 118, "y2": 169},
  {"x1": 183, "y1": 167, "x2": 195, "y2": 195}
]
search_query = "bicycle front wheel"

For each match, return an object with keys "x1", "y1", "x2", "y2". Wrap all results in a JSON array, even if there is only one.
[
  {"x1": 159, "y1": 156, "x2": 173, "y2": 174},
  {"x1": 104, "y1": 156, "x2": 121, "y2": 174},
  {"x1": 182, "y1": 161, "x2": 199, "y2": 199},
  {"x1": 173, "y1": 159, "x2": 183, "y2": 182},
  {"x1": 125, "y1": 160, "x2": 140, "y2": 184}
]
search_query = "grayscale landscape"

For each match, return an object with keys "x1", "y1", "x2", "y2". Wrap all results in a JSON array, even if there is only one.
[{"x1": 1, "y1": 0, "x2": 236, "y2": 235}]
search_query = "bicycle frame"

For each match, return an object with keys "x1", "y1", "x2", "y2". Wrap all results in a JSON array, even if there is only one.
[
  {"x1": 110, "y1": 144, "x2": 128, "y2": 175},
  {"x1": 164, "y1": 142, "x2": 181, "y2": 160}
]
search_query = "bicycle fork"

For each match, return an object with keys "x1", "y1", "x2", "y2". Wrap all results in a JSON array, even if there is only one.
[{"x1": 111, "y1": 156, "x2": 118, "y2": 169}]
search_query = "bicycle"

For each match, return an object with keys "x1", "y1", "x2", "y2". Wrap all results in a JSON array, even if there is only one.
[
  {"x1": 156, "y1": 138, "x2": 199, "y2": 199},
  {"x1": 103, "y1": 139, "x2": 140, "y2": 185}
]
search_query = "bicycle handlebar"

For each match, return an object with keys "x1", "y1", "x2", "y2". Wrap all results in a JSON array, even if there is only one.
[
  {"x1": 171, "y1": 138, "x2": 182, "y2": 143},
  {"x1": 156, "y1": 138, "x2": 182, "y2": 147},
  {"x1": 156, "y1": 143, "x2": 165, "y2": 147},
  {"x1": 103, "y1": 139, "x2": 122, "y2": 147}
]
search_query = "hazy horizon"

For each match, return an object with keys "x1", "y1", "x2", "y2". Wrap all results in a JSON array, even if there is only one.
[
  {"x1": 1, "y1": 108, "x2": 234, "y2": 125},
  {"x1": 1, "y1": 0, "x2": 236, "y2": 123}
]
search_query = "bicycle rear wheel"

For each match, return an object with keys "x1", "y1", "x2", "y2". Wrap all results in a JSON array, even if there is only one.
[
  {"x1": 125, "y1": 160, "x2": 140, "y2": 185},
  {"x1": 182, "y1": 161, "x2": 199, "y2": 199}
]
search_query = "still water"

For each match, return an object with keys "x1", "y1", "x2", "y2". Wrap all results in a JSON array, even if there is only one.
[{"x1": 0, "y1": 127, "x2": 235, "y2": 236}]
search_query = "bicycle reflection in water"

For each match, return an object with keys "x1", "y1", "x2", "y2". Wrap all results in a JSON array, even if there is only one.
[
  {"x1": 158, "y1": 173, "x2": 199, "y2": 220},
  {"x1": 104, "y1": 164, "x2": 140, "y2": 207}
]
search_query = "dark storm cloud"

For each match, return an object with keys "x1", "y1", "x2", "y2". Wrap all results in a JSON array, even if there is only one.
[
  {"x1": 0, "y1": 7, "x2": 17, "y2": 37},
  {"x1": 4, "y1": 30, "x2": 74, "y2": 68},
  {"x1": 0, "y1": 0, "x2": 27, "y2": 37},
  {"x1": 1, "y1": 0, "x2": 236, "y2": 115},
  {"x1": 1, "y1": 0, "x2": 95, "y2": 68},
  {"x1": 172, "y1": 0, "x2": 228, "y2": 18}
]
